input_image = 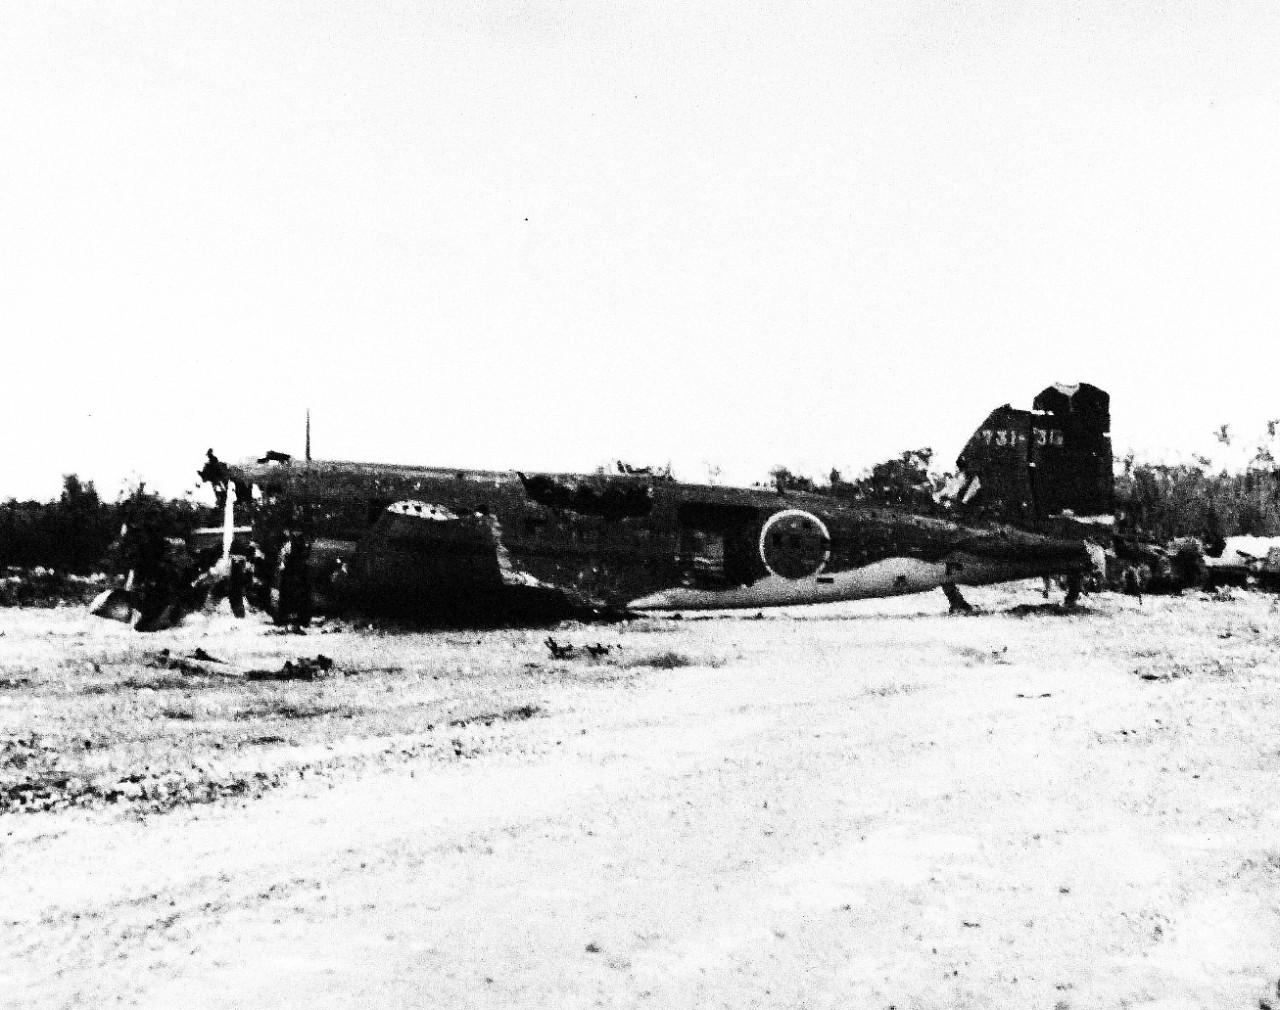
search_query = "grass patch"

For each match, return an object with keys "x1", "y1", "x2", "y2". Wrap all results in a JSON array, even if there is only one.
[
  {"x1": 1005, "y1": 603, "x2": 1097, "y2": 618},
  {"x1": 231, "y1": 700, "x2": 356, "y2": 721},
  {"x1": 863, "y1": 683, "x2": 926, "y2": 698},
  {"x1": 448, "y1": 704, "x2": 541, "y2": 729},
  {"x1": 620, "y1": 650, "x2": 709, "y2": 670},
  {"x1": 120, "y1": 675, "x2": 194, "y2": 691}
]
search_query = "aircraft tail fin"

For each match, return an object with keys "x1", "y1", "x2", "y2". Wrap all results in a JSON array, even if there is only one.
[{"x1": 946, "y1": 383, "x2": 1113, "y2": 531}]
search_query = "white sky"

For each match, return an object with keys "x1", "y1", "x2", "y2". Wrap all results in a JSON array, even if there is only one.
[{"x1": 3, "y1": 1, "x2": 1279, "y2": 502}]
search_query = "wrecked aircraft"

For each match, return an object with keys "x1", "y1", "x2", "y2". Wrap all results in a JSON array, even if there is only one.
[
  {"x1": 1204, "y1": 535, "x2": 1280, "y2": 590},
  {"x1": 96, "y1": 383, "x2": 1117, "y2": 628}
]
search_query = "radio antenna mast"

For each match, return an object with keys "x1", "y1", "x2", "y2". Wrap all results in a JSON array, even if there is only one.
[{"x1": 305, "y1": 409, "x2": 311, "y2": 463}]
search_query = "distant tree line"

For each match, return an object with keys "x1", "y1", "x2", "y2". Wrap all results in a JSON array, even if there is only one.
[
  {"x1": 1114, "y1": 422, "x2": 1280, "y2": 544},
  {"x1": 769, "y1": 448, "x2": 946, "y2": 514},
  {"x1": 0, "y1": 475, "x2": 204, "y2": 574},
  {"x1": 1117, "y1": 461, "x2": 1280, "y2": 544}
]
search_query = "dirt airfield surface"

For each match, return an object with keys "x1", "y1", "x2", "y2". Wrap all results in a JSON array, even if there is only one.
[{"x1": 3, "y1": 585, "x2": 1279, "y2": 1009}]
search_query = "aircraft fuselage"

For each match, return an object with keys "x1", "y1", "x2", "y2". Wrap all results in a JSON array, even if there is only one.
[{"x1": 226, "y1": 458, "x2": 1094, "y2": 615}]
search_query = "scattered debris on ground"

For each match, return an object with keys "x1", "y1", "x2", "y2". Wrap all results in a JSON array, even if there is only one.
[
  {"x1": 246, "y1": 655, "x2": 337, "y2": 682},
  {"x1": 545, "y1": 638, "x2": 615, "y2": 661},
  {"x1": 542, "y1": 637, "x2": 701, "y2": 670},
  {"x1": 149, "y1": 648, "x2": 239, "y2": 677},
  {"x1": 143, "y1": 649, "x2": 341, "y2": 682},
  {"x1": 545, "y1": 636, "x2": 576, "y2": 659}
]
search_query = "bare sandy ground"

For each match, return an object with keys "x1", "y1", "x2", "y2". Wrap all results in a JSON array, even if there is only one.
[{"x1": 3, "y1": 585, "x2": 1279, "y2": 1009}]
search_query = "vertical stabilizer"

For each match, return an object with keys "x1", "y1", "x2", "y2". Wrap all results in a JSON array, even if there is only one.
[
  {"x1": 947, "y1": 383, "x2": 1113, "y2": 530},
  {"x1": 951, "y1": 404, "x2": 1037, "y2": 525},
  {"x1": 1029, "y1": 383, "x2": 1112, "y2": 519}
]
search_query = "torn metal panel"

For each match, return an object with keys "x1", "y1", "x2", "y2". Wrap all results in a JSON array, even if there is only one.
[{"x1": 517, "y1": 473, "x2": 654, "y2": 519}]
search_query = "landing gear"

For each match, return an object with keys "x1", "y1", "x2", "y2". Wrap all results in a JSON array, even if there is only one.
[
  {"x1": 941, "y1": 583, "x2": 974, "y2": 614},
  {"x1": 1062, "y1": 572, "x2": 1083, "y2": 608}
]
